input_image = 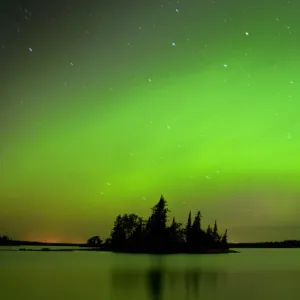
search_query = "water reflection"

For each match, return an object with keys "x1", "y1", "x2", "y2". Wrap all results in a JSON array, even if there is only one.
[
  {"x1": 111, "y1": 257, "x2": 225, "y2": 300},
  {"x1": 148, "y1": 268, "x2": 163, "y2": 300}
]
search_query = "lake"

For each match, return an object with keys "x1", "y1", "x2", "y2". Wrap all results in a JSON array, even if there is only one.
[{"x1": 1, "y1": 248, "x2": 300, "y2": 299}]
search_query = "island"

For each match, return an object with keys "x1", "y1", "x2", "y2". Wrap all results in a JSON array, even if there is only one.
[
  {"x1": 87, "y1": 195, "x2": 233, "y2": 254},
  {"x1": 1, "y1": 195, "x2": 236, "y2": 254}
]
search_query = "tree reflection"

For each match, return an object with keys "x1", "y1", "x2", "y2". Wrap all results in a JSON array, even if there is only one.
[
  {"x1": 147, "y1": 268, "x2": 163, "y2": 300},
  {"x1": 111, "y1": 259, "x2": 225, "y2": 300}
]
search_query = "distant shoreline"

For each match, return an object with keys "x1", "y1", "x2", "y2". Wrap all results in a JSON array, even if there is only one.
[
  {"x1": 0, "y1": 246, "x2": 239, "y2": 254},
  {"x1": 1, "y1": 240, "x2": 300, "y2": 249}
]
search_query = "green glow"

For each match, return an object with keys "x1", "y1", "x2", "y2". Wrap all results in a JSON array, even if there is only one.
[{"x1": 1, "y1": 1, "x2": 300, "y2": 243}]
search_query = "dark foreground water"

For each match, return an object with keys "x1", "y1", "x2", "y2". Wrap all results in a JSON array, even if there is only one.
[{"x1": 1, "y1": 248, "x2": 300, "y2": 299}]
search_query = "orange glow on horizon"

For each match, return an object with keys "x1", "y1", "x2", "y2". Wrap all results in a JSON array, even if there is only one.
[{"x1": 21, "y1": 234, "x2": 85, "y2": 244}]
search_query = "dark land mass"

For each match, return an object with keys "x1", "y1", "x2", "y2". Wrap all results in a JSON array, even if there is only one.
[
  {"x1": 229, "y1": 240, "x2": 300, "y2": 248},
  {"x1": 86, "y1": 195, "x2": 231, "y2": 254},
  {"x1": 0, "y1": 240, "x2": 86, "y2": 247},
  {"x1": 4, "y1": 195, "x2": 232, "y2": 254},
  {"x1": 2, "y1": 195, "x2": 298, "y2": 254},
  {"x1": 1, "y1": 240, "x2": 299, "y2": 250}
]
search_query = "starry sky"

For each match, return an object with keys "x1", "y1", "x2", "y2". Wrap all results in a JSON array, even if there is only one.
[{"x1": 1, "y1": 0, "x2": 300, "y2": 243}]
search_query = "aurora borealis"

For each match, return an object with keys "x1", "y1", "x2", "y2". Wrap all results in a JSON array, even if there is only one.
[{"x1": 1, "y1": 0, "x2": 300, "y2": 243}]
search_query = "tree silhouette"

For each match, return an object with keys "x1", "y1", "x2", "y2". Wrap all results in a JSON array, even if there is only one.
[
  {"x1": 130, "y1": 216, "x2": 145, "y2": 247},
  {"x1": 87, "y1": 236, "x2": 102, "y2": 247},
  {"x1": 147, "y1": 195, "x2": 170, "y2": 252},
  {"x1": 220, "y1": 229, "x2": 228, "y2": 249},
  {"x1": 150, "y1": 195, "x2": 169, "y2": 232},
  {"x1": 0, "y1": 235, "x2": 11, "y2": 245},
  {"x1": 185, "y1": 211, "x2": 192, "y2": 246},
  {"x1": 212, "y1": 220, "x2": 220, "y2": 244},
  {"x1": 110, "y1": 214, "x2": 127, "y2": 249},
  {"x1": 104, "y1": 195, "x2": 230, "y2": 254},
  {"x1": 205, "y1": 224, "x2": 214, "y2": 248},
  {"x1": 190, "y1": 211, "x2": 202, "y2": 249},
  {"x1": 168, "y1": 217, "x2": 184, "y2": 250}
]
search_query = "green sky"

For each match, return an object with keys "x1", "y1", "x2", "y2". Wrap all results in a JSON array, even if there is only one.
[{"x1": 0, "y1": 0, "x2": 300, "y2": 243}]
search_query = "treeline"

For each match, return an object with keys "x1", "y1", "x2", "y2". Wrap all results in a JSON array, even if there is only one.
[
  {"x1": 0, "y1": 235, "x2": 12, "y2": 244},
  {"x1": 229, "y1": 240, "x2": 300, "y2": 248},
  {"x1": 88, "y1": 195, "x2": 229, "y2": 254},
  {"x1": 0, "y1": 235, "x2": 85, "y2": 247}
]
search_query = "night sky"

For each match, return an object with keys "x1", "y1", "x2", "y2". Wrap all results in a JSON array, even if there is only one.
[{"x1": 1, "y1": 0, "x2": 300, "y2": 243}]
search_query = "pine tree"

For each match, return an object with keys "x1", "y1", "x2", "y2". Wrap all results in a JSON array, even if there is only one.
[
  {"x1": 106, "y1": 195, "x2": 230, "y2": 253},
  {"x1": 150, "y1": 195, "x2": 169, "y2": 232},
  {"x1": 212, "y1": 220, "x2": 220, "y2": 244},
  {"x1": 220, "y1": 229, "x2": 228, "y2": 249},
  {"x1": 148, "y1": 195, "x2": 170, "y2": 250},
  {"x1": 192, "y1": 211, "x2": 202, "y2": 232},
  {"x1": 146, "y1": 216, "x2": 152, "y2": 233},
  {"x1": 171, "y1": 217, "x2": 176, "y2": 229},
  {"x1": 185, "y1": 211, "x2": 192, "y2": 245},
  {"x1": 206, "y1": 225, "x2": 213, "y2": 235},
  {"x1": 110, "y1": 215, "x2": 126, "y2": 248},
  {"x1": 191, "y1": 211, "x2": 204, "y2": 249},
  {"x1": 131, "y1": 217, "x2": 144, "y2": 248},
  {"x1": 206, "y1": 224, "x2": 214, "y2": 248}
]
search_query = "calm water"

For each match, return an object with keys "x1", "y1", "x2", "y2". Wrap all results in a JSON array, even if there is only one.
[{"x1": 1, "y1": 248, "x2": 300, "y2": 300}]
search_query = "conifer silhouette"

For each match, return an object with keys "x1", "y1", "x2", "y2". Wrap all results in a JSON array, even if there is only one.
[{"x1": 107, "y1": 195, "x2": 229, "y2": 253}]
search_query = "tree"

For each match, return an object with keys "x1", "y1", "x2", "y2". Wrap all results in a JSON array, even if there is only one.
[
  {"x1": 105, "y1": 195, "x2": 230, "y2": 253},
  {"x1": 1, "y1": 235, "x2": 9, "y2": 241},
  {"x1": 192, "y1": 211, "x2": 201, "y2": 232},
  {"x1": 168, "y1": 217, "x2": 184, "y2": 249},
  {"x1": 185, "y1": 211, "x2": 192, "y2": 245},
  {"x1": 205, "y1": 224, "x2": 214, "y2": 248},
  {"x1": 150, "y1": 195, "x2": 169, "y2": 233},
  {"x1": 0, "y1": 235, "x2": 11, "y2": 245},
  {"x1": 130, "y1": 216, "x2": 145, "y2": 248},
  {"x1": 110, "y1": 213, "x2": 142, "y2": 250},
  {"x1": 87, "y1": 236, "x2": 102, "y2": 247},
  {"x1": 104, "y1": 238, "x2": 112, "y2": 246},
  {"x1": 212, "y1": 220, "x2": 220, "y2": 244},
  {"x1": 220, "y1": 229, "x2": 228, "y2": 249},
  {"x1": 190, "y1": 211, "x2": 205, "y2": 249},
  {"x1": 122, "y1": 213, "x2": 140, "y2": 240},
  {"x1": 110, "y1": 215, "x2": 127, "y2": 248},
  {"x1": 147, "y1": 195, "x2": 170, "y2": 250}
]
